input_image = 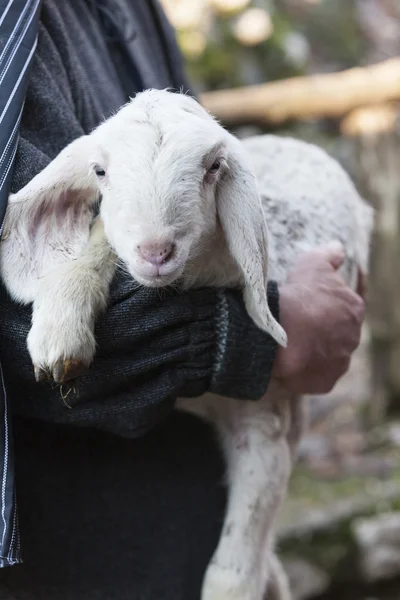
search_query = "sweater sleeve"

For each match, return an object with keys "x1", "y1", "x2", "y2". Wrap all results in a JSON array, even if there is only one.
[{"x1": 210, "y1": 283, "x2": 279, "y2": 400}]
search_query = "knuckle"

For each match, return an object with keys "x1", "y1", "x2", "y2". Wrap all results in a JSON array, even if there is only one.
[
  {"x1": 321, "y1": 382, "x2": 334, "y2": 394},
  {"x1": 354, "y1": 290, "x2": 366, "y2": 308},
  {"x1": 355, "y1": 295, "x2": 366, "y2": 314},
  {"x1": 346, "y1": 331, "x2": 361, "y2": 352},
  {"x1": 340, "y1": 357, "x2": 351, "y2": 374},
  {"x1": 348, "y1": 295, "x2": 365, "y2": 324},
  {"x1": 321, "y1": 377, "x2": 339, "y2": 394},
  {"x1": 335, "y1": 355, "x2": 351, "y2": 375}
]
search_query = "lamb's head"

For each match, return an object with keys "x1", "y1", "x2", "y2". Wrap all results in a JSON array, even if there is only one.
[
  {"x1": 93, "y1": 90, "x2": 228, "y2": 288},
  {"x1": 98, "y1": 90, "x2": 286, "y2": 345},
  {"x1": 7, "y1": 89, "x2": 286, "y2": 346}
]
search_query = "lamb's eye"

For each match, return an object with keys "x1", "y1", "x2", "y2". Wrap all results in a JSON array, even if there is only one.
[
  {"x1": 208, "y1": 160, "x2": 221, "y2": 175},
  {"x1": 94, "y1": 165, "x2": 106, "y2": 178}
]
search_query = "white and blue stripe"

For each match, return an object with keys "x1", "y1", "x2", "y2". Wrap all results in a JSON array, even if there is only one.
[{"x1": 0, "y1": 0, "x2": 41, "y2": 567}]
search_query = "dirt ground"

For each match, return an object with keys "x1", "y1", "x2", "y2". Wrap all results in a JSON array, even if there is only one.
[{"x1": 278, "y1": 326, "x2": 400, "y2": 600}]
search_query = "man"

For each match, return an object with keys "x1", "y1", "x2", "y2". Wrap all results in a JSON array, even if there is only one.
[{"x1": 0, "y1": 1, "x2": 365, "y2": 599}]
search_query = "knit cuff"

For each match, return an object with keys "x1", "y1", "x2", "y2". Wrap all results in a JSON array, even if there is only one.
[{"x1": 210, "y1": 282, "x2": 280, "y2": 400}]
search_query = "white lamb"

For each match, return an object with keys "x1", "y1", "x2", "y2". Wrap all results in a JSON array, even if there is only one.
[{"x1": 0, "y1": 89, "x2": 374, "y2": 600}]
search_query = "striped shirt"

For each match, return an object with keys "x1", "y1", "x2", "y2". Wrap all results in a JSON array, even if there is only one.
[{"x1": 0, "y1": 0, "x2": 42, "y2": 567}]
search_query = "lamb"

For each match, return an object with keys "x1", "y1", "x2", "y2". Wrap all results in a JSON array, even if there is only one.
[{"x1": 0, "y1": 89, "x2": 374, "y2": 600}]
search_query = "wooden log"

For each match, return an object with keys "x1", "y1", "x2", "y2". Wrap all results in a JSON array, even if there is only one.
[
  {"x1": 345, "y1": 132, "x2": 400, "y2": 423},
  {"x1": 200, "y1": 58, "x2": 400, "y2": 126}
]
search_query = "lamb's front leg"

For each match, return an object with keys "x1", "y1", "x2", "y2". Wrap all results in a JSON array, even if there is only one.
[
  {"x1": 195, "y1": 388, "x2": 292, "y2": 600},
  {"x1": 28, "y1": 217, "x2": 116, "y2": 383}
]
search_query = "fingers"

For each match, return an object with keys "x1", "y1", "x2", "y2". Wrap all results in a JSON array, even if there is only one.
[
  {"x1": 356, "y1": 269, "x2": 367, "y2": 299},
  {"x1": 293, "y1": 242, "x2": 345, "y2": 275},
  {"x1": 320, "y1": 358, "x2": 351, "y2": 394},
  {"x1": 348, "y1": 286, "x2": 366, "y2": 327},
  {"x1": 317, "y1": 241, "x2": 345, "y2": 270},
  {"x1": 286, "y1": 357, "x2": 351, "y2": 395}
]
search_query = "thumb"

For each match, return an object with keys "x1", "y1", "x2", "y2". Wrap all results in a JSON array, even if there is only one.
[{"x1": 317, "y1": 241, "x2": 345, "y2": 270}]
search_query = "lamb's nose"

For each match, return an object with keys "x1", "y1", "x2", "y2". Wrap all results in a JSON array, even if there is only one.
[{"x1": 138, "y1": 241, "x2": 175, "y2": 266}]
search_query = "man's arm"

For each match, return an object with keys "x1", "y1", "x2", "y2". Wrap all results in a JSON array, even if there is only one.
[
  {"x1": 1, "y1": 195, "x2": 365, "y2": 442},
  {"x1": 0, "y1": 237, "x2": 278, "y2": 441},
  {"x1": 1, "y1": 135, "x2": 279, "y2": 436},
  {"x1": 2, "y1": 36, "x2": 280, "y2": 438},
  {"x1": 4, "y1": 143, "x2": 365, "y2": 438}
]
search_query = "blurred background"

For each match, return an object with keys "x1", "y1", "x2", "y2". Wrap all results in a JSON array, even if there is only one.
[{"x1": 161, "y1": 1, "x2": 400, "y2": 599}]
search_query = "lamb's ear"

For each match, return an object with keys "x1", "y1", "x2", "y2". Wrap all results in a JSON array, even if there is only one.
[
  {"x1": 216, "y1": 138, "x2": 287, "y2": 347},
  {"x1": 0, "y1": 135, "x2": 101, "y2": 304}
]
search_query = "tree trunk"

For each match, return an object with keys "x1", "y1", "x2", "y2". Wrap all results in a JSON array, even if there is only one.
[{"x1": 345, "y1": 131, "x2": 400, "y2": 422}]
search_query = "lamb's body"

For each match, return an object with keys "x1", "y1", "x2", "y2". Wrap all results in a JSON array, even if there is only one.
[
  {"x1": 0, "y1": 90, "x2": 373, "y2": 600},
  {"x1": 188, "y1": 134, "x2": 369, "y2": 290},
  {"x1": 176, "y1": 135, "x2": 372, "y2": 600}
]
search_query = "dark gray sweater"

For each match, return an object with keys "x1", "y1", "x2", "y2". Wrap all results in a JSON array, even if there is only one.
[{"x1": 0, "y1": 0, "x2": 279, "y2": 438}]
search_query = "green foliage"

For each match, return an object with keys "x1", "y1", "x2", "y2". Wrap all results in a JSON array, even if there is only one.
[
  {"x1": 178, "y1": 0, "x2": 370, "y2": 92},
  {"x1": 279, "y1": 461, "x2": 400, "y2": 580}
]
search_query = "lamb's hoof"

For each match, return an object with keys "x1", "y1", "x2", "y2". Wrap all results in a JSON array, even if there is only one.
[
  {"x1": 34, "y1": 359, "x2": 88, "y2": 384},
  {"x1": 34, "y1": 365, "x2": 51, "y2": 383},
  {"x1": 52, "y1": 359, "x2": 88, "y2": 383}
]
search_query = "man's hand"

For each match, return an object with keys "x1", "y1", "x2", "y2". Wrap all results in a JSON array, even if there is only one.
[{"x1": 273, "y1": 242, "x2": 366, "y2": 395}]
